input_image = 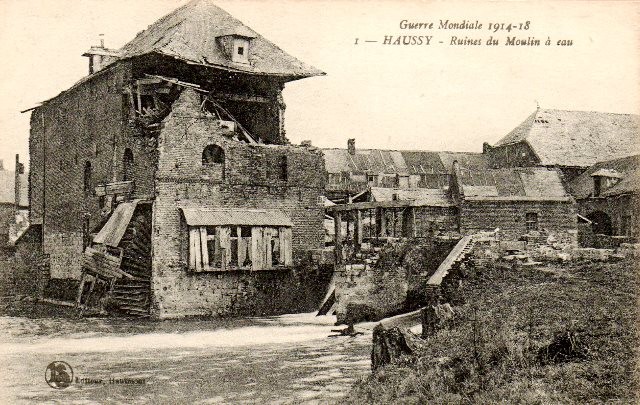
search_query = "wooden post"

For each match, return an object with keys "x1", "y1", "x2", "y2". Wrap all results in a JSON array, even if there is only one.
[
  {"x1": 355, "y1": 209, "x2": 363, "y2": 247},
  {"x1": 376, "y1": 207, "x2": 387, "y2": 237},
  {"x1": 392, "y1": 209, "x2": 398, "y2": 237},
  {"x1": 402, "y1": 207, "x2": 416, "y2": 238},
  {"x1": 76, "y1": 273, "x2": 87, "y2": 306},
  {"x1": 334, "y1": 212, "x2": 343, "y2": 264}
]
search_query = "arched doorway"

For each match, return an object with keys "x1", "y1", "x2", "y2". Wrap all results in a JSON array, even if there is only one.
[{"x1": 586, "y1": 211, "x2": 613, "y2": 235}]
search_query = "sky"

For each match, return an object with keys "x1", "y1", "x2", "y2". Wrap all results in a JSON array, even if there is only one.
[{"x1": 0, "y1": 0, "x2": 638, "y2": 171}]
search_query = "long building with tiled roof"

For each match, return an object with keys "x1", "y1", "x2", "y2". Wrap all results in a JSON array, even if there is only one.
[
  {"x1": 322, "y1": 139, "x2": 489, "y2": 200},
  {"x1": 485, "y1": 108, "x2": 640, "y2": 181}
]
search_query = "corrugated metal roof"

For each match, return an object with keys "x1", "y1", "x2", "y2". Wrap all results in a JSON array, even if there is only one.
[
  {"x1": 119, "y1": 0, "x2": 324, "y2": 80},
  {"x1": 494, "y1": 109, "x2": 640, "y2": 167},
  {"x1": 180, "y1": 207, "x2": 293, "y2": 227},
  {"x1": 93, "y1": 200, "x2": 140, "y2": 247}
]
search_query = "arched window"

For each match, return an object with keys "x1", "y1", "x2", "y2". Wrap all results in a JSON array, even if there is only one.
[
  {"x1": 202, "y1": 145, "x2": 225, "y2": 166},
  {"x1": 83, "y1": 161, "x2": 92, "y2": 195},
  {"x1": 123, "y1": 148, "x2": 134, "y2": 181}
]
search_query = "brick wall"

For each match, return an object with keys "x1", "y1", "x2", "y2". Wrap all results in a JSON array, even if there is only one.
[
  {"x1": 29, "y1": 62, "x2": 157, "y2": 279},
  {"x1": 150, "y1": 89, "x2": 328, "y2": 318},
  {"x1": 460, "y1": 200, "x2": 577, "y2": 244}
]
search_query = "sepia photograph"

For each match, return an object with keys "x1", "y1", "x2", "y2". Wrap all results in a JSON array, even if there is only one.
[{"x1": 0, "y1": 0, "x2": 638, "y2": 403}]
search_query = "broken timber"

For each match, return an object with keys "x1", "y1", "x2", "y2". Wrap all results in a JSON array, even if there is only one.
[
  {"x1": 372, "y1": 309, "x2": 425, "y2": 370},
  {"x1": 78, "y1": 203, "x2": 152, "y2": 317}
]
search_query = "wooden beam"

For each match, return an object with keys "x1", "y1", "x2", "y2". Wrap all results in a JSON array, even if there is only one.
[
  {"x1": 334, "y1": 211, "x2": 343, "y2": 264},
  {"x1": 212, "y1": 92, "x2": 270, "y2": 104},
  {"x1": 402, "y1": 207, "x2": 416, "y2": 238},
  {"x1": 355, "y1": 210, "x2": 363, "y2": 246},
  {"x1": 95, "y1": 180, "x2": 134, "y2": 197},
  {"x1": 376, "y1": 207, "x2": 387, "y2": 237},
  {"x1": 325, "y1": 199, "x2": 454, "y2": 213}
]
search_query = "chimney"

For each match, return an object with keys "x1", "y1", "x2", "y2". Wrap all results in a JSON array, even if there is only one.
[
  {"x1": 82, "y1": 35, "x2": 121, "y2": 75},
  {"x1": 347, "y1": 138, "x2": 356, "y2": 155}
]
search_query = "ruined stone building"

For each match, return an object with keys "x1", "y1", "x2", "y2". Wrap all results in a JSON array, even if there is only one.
[
  {"x1": 451, "y1": 163, "x2": 577, "y2": 244},
  {"x1": 568, "y1": 154, "x2": 640, "y2": 245},
  {"x1": 322, "y1": 139, "x2": 488, "y2": 201},
  {"x1": 28, "y1": 0, "x2": 329, "y2": 318},
  {"x1": 0, "y1": 156, "x2": 28, "y2": 248},
  {"x1": 328, "y1": 163, "x2": 576, "y2": 246},
  {"x1": 483, "y1": 108, "x2": 640, "y2": 182}
]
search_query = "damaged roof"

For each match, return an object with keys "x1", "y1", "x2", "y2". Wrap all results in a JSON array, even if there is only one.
[
  {"x1": 0, "y1": 171, "x2": 28, "y2": 206},
  {"x1": 322, "y1": 148, "x2": 487, "y2": 175},
  {"x1": 119, "y1": 0, "x2": 324, "y2": 80},
  {"x1": 601, "y1": 168, "x2": 640, "y2": 197},
  {"x1": 568, "y1": 154, "x2": 640, "y2": 199},
  {"x1": 459, "y1": 167, "x2": 569, "y2": 200},
  {"x1": 493, "y1": 109, "x2": 640, "y2": 167}
]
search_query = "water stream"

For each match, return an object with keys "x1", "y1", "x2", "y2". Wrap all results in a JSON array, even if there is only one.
[{"x1": 0, "y1": 313, "x2": 373, "y2": 404}]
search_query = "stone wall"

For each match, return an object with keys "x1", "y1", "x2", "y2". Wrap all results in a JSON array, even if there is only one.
[
  {"x1": 150, "y1": 89, "x2": 329, "y2": 318},
  {"x1": 414, "y1": 206, "x2": 459, "y2": 235},
  {"x1": 460, "y1": 200, "x2": 577, "y2": 245},
  {"x1": 333, "y1": 238, "x2": 458, "y2": 324}
]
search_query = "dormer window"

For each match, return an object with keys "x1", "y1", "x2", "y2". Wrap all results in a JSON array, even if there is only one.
[
  {"x1": 230, "y1": 37, "x2": 250, "y2": 64},
  {"x1": 216, "y1": 27, "x2": 256, "y2": 65}
]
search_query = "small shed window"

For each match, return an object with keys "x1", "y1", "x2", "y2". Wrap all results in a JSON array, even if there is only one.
[
  {"x1": 237, "y1": 46, "x2": 244, "y2": 56},
  {"x1": 83, "y1": 161, "x2": 92, "y2": 195},
  {"x1": 202, "y1": 145, "x2": 225, "y2": 166},
  {"x1": 525, "y1": 212, "x2": 539, "y2": 231}
]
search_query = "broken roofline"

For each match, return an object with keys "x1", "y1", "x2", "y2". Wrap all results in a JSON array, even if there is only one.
[
  {"x1": 24, "y1": 51, "x2": 323, "y2": 112},
  {"x1": 147, "y1": 50, "x2": 325, "y2": 81}
]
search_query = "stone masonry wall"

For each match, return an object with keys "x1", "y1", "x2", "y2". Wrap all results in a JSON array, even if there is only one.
[
  {"x1": 151, "y1": 89, "x2": 328, "y2": 318},
  {"x1": 29, "y1": 62, "x2": 158, "y2": 279},
  {"x1": 460, "y1": 200, "x2": 577, "y2": 245}
]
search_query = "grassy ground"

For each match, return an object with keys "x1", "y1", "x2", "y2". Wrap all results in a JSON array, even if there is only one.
[{"x1": 347, "y1": 257, "x2": 639, "y2": 404}]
